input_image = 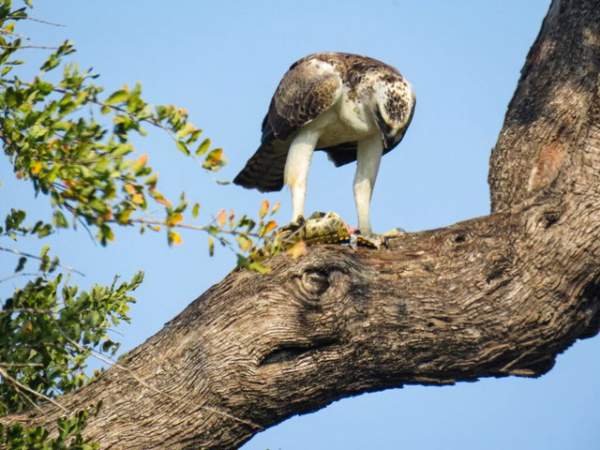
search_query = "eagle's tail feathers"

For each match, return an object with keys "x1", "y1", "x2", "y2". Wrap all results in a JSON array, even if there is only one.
[{"x1": 233, "y1": 142, "x2": 288, "y2": 192}]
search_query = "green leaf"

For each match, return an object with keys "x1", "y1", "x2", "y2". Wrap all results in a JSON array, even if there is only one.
[
  {"x1": 175, "y1": 122, "x2": 195, "y2": 139},
  {"x1": 186, "y1": 129, "x2": 203, "y2": 144},
  {"x1": 236, "y1": 254, "x2": 270, "y2": 273},
  {"x1": 40, "y1": 55, "x2": 59, "y2": 72},
  {"x1": 53, "y1": 210, "x2": 69, "y2": 228},
  {"x1": 14, "y1": 256, "x2": 26, "y2": 273},
  {"x1": 208, "y1": 237, "x2": 214, "y2": 256},
  {"x1": 248, "y1": 261, "x2": 270, "y2": 274},
  {"x1": 236, "y1": 235, "x2": 252, "y2": 252},
  {"x1": 192, "y1": 203, "x2": 200, "y2": 218},
  {"x1": 176, "y1": 140, "x2": 190, "y2": 155},
  {"x1": 195, "y1": 138, "x2": 211, "y2": 156},
  {"x1": 104, "y1": 89, "x2": 129, "y2": 105},
  {"x1": 33, "y1": 222, "x2": 53, "y2": 238},
  {"x1": 5, "y1": 209, "x2": 26, "y2": 231}
]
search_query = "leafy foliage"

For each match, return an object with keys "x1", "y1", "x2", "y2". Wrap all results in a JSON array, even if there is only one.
[
  {"x1": 0, "y1": 406, "x2": 99, "y2": 449},
  {"x1": 0, "y1": 267, "x2": 142, "y2": 415},
  {"x1": 0, "y1": 0, "x2": 278, "y2": 252},
  {"x1": 0, "y1": 0, "x2": 282, "y2": 446},
  {"x1": 0, "y1": 20, "x2": 225, "y2": 245}
]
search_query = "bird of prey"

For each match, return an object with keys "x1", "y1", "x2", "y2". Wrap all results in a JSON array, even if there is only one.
[{"x1": 234, "y1": 52, "x2": 416, "y2": 236}]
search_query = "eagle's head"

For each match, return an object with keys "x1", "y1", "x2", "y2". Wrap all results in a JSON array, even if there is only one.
[{"x1": 371, "y1": 77, "x2": 416, "y2": 150}]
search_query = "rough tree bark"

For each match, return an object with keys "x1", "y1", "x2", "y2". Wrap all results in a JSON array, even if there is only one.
[{"x1": 3, "y1": 0, "x2": 600, "y2": 448}]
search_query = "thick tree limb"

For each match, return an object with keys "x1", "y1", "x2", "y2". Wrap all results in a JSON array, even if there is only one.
[{"x1": 3, "y1": 0, "x2": 600, "y2": 448}]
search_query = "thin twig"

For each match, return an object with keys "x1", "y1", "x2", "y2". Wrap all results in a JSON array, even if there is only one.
[
  {"x1": 18, "y1": 389, "x2": 41, "y2": 411},
  {"x1": 0, "y1": 29, "x2": 31, "y2": 40},
  {"x1": 0, "y1": 271, "x2": 42, "y2": 283},
  {"x1": 0, "y1": 362, "x2": 44, "y2": 367},
  {"x1": 25, "y1": 17, "x2": 65, "y2": 27},
  {"x1": 54, "y1": 84, "x2": 173, "y2": 135},
  {"x1": 76, "y1": 215, "x2": 98, "y2": 245},
  {"x1": 0, "y1": 246, "x2": 85, "y2": 277},
  {"x1": 2, "y1": 308, "x2": 54, "y2": 315},
  {"x1": 0, "y1": 367, "x2": 67, "y2": 412},
  {"x1": 106, "y1": 328, "x2": 125, "y2": 337},
  {"x1": 0, "y1": 44, "x2": 57, "y2": 50},
  {"x1": 0, "y1": 78, "x2": 173, "y2": 137},
  {"x1": 128, "y1": 217, "x2": 262, "y2": 239},
  {"x1": 56, "y1": 204, "x2": 97, "y2": 245}
]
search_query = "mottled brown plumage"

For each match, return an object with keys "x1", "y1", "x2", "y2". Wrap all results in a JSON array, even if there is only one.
[
  {"x1": 234, "y1": 52, "x2": 415, "y2": 193},
  {"x1": 234, "y1": 52, "x2": 415, "y2": 235}
]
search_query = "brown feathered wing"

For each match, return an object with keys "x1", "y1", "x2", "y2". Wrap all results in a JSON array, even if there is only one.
[{"x1": 234, "y1": 58, "x2": 342, "y2": 192}]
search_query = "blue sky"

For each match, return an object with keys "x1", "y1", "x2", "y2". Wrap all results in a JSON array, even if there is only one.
[{"x1": 2, "y1": 1, "x2": 599, "y2": 449}]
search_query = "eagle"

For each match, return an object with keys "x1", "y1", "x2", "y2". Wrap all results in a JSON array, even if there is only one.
[{"x1": 234, "y1": 52, "x2": 416, "y2": 236}]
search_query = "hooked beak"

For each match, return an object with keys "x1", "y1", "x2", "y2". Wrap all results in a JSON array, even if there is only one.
[
  {"x1": 374, "y1": 107, "x2": 396, "y2": 150},
  {"x1": 382, "y1": 131, "x2": 397, "y2": 149}
]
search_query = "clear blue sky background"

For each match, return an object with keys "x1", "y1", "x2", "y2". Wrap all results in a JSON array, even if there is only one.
[{"x1": 1, "y1": 1, "x2": 599, "y2": 449}]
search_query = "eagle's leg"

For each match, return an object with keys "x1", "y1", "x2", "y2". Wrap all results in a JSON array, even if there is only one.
[
  {"x1": 353, "y1": 134, "x2": 383, "y2": 236},
  {"x1": 284, "y1": 129, "x2": 320, "y2": 224}
]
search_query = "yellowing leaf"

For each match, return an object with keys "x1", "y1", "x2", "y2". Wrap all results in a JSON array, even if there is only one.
[
  {"x1": 145, "y1": 173, "x2": 159, "y2": 188},
  {"x1": 149, "y1": 190, "x2": 172, "y2": 207},
  {"x1": 208, "y1": 237, "x2": 215, "y2": 256},
  {"x1": 156, "y1": 197, "x2": 172, "y2": 207},
  {"x1": 132, "y1": 153, "x2": 148, "y2": 173},
  {"x1": 167, "y1": 212, "x2": 184, "y2": 227},
  {"x1": 202, "y1": 148, "x2": 225, "y2": 171},
  {"x1": 168, "y1": 230, "x2": 182, "y2": 245},
  {"x1": 124, "y1": 184, "x2": 137, "y2": 195},
  {"x1": 262, "y1": 220, "x2": 277, "y2": 236},
  {"x1": 176, "y1": 122, "x2": 196, "y2": 138},
  {"x1": 149, "y1": 224, "x2": 161, "y2": 232},
  {"x1": 30, "y1": 161, "x2": 43, "y2": 175},
  {"x1": 287, "y1": 241, "x2": 307, "y2": 259},
  {"x1": 23, "y1": 320, "x2": 33, "y2": 334},
  {"x1": 117, "y1": 209, "x2": 133, "y2": 224},
  {"x1": 248, "y1": 261, "x2": 270, "y2": 274},
  {"x1": 259, "y1": 200, "x2": 269, "y2": 219},
  {"x1": 131, "y1": 193, "x2": 144, "y2": 205},
  {"x1": 237, "y1": 235, "x2": 253, "y2": 252},
  {"x1": 216, "y1": 209, "x2": 227, "y2": 227},
  {"x1": 271, "y1": 201, "x2": 281, "y2": 215}
]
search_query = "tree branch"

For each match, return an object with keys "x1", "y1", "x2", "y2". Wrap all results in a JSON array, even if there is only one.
[{"x1": 2, "y1": 0, "x2": 600, "y2": 448}]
